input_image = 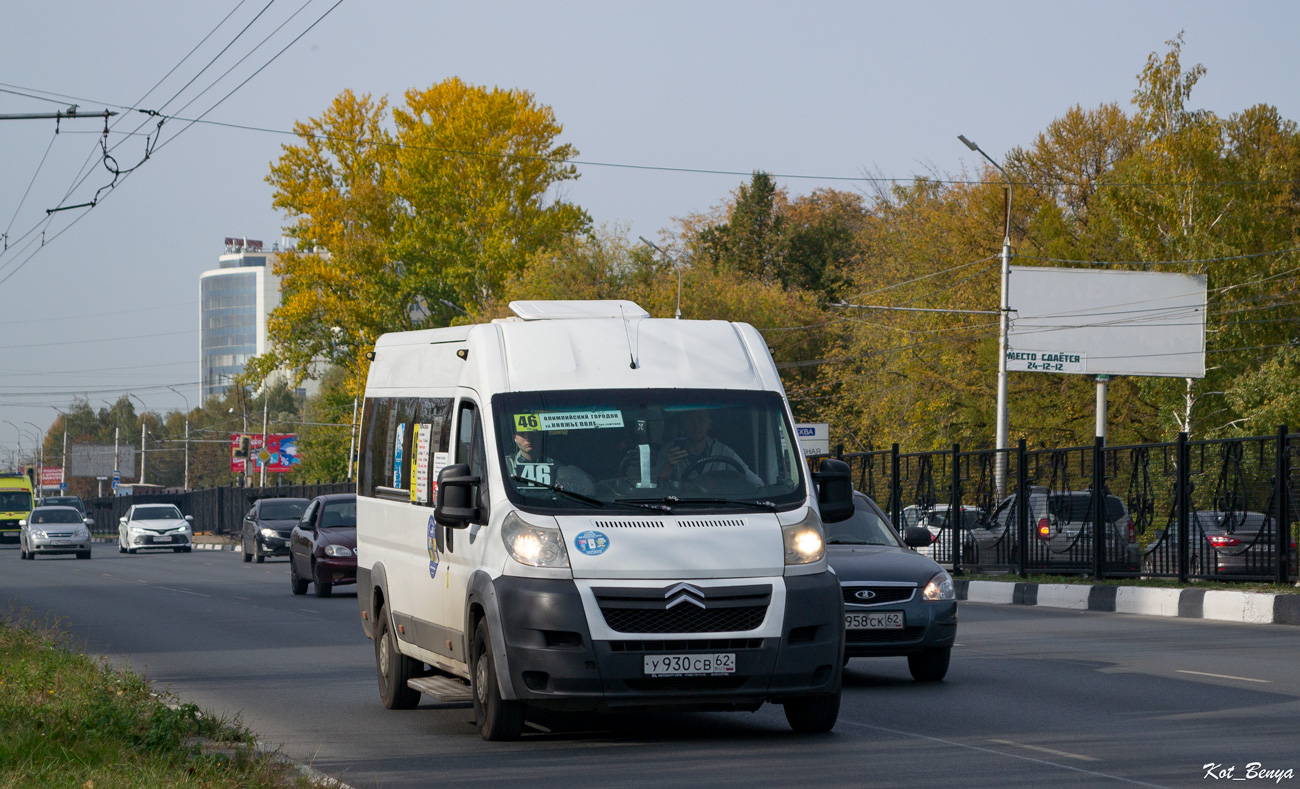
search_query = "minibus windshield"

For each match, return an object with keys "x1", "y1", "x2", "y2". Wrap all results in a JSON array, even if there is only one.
[{"x1": 493, "y1": 389, "x2": 806, "y2": 513}]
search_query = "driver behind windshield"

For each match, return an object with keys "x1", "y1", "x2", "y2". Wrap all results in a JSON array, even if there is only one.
[{"x1": 657, "y1": 409, "x2": 763, "y2": 486}]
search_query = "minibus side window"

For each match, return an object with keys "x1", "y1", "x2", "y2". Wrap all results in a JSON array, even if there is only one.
[
  {"x1": 359, "y1": 398, "x2": 391, "y2": 498},
  {"x1": 409, "y1": 397, "x2": 454, "y2": 507},
  {"x1": 388, "y1": 398, "x2": 419, "y2": 492}
]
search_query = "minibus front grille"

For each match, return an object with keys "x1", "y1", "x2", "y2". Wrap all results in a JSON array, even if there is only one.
[
  {"x1": 600, "y1": 605, "x2": 768, "y2": 634},
  {"x1": 593, "y1": 583, "x2": 772, "y2": 633}
]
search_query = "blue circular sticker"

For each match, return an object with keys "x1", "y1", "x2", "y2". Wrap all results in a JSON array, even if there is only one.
[
  {"x1": 574, "y1": 530, "x2": 610, "y2": 556},
  {"x1": 427, "y1": 516, "x2": 440, "y2": 578}
]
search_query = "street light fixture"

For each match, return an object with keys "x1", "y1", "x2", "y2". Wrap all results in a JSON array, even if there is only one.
[
  {"x1": 168, "y1": 386, "x2": 191, "y2": 491},
  {"x1": 958, "y1": 134, "x2": 1014, "y2": 494},
  {"x1": 639, "y1": 237, "x2": 682, "y2": 320}
]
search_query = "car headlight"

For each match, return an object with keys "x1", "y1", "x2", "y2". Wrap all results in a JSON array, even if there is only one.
[
  {"x1": 501, "y1": 511, "x2": 570, "y2": 569},
  {"x1": 923, "y1": 569, "x2": 955, "y2": 601},
  {"x1": 75, "y1": 528, "x2": 89, "y2": 538},
  {"x1": 782, "y1": 508, "x2": 825, "y2": 565},
  {"x1": 30, "y1": 529, "x2": 48, "y2": 539},
  {"x1": 324, "y1": 544, "x2": 353, "y2": 557},
  {"x1": 260, "y1": 527, "x2": 276, "y2": 537}
]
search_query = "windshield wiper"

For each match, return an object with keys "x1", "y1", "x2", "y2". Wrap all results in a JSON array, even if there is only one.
[
  {"x1": 618, "y1": 496, "x2": 779, "y2": 511},
  {"x1": 608, "y1": 499, "x2": 675, "y2": 513},
  {"x1": 509, "y1": 475, "x2": 605, "y2": 508}
]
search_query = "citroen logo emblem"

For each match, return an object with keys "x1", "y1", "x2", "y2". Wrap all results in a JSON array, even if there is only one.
[
  {"x1": 663, "y1": 582, "x2": 707, "y2": 609},
  {"x1": 854, "y1": 590, "x2": 877, "y2": 601}
]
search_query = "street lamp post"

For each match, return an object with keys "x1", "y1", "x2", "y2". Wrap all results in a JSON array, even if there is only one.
[
  {"x1": 128, "y1": 394, "x2": 148, "y2": 486},
  {"x1": 639, "y1": 237, "x2": 682, "y2": 319},
  {"x1": 958, "y1": 134, "x2": 1014, "y2": 495},
  {"x1": 3, "y1": 420, "x2": 24, "y2": 476},
  {"x1": 50, "y1": 407, "x2": 68, "y2": 494},
  {"x1": 24, "y1": 422, "x2": 45, "y2": 496},
  {"x1": 168, "y1": 387, "x2": 191, "y2": 491}
]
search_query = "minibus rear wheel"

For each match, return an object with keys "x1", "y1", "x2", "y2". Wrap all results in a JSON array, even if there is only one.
[{"x1": 375, "y1": 606, "x2": 421, "y2": 710}]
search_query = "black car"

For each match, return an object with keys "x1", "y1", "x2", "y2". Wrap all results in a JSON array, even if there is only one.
[
  {"x1": 823, "y1": 491, "x2": 958, "y2": 681},
  {"x1": 39, "y1": 495, "x2": 90, "y2": 524},
  {"x1": 241, "y1": 497, "x2": 310, "y2": 563}
]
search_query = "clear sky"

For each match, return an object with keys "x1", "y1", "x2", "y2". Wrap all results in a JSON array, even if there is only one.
[{"x1": 1, "y1": 0, "x2": 1296, "y2": 458}]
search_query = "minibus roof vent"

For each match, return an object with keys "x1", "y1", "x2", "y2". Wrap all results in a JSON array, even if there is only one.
[{"x1": 508, "y1": 300, "x2": 649, "y2": 321}]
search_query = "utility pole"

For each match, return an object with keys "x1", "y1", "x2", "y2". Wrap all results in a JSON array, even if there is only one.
[
  {"x1": 959, "y1": 134, "x2": 1013, "y2": 496},
  {"x1": 260, "y1": 397, "x2": 269, "y2": 487}
]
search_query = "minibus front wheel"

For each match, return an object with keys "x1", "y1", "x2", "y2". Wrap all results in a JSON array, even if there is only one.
[{"x1": 471, "y1": 619, "x2": 525, "y2": 741}]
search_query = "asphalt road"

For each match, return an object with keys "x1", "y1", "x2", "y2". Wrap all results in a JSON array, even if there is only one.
[{"x1": 2, "y1": 543, "x2": 1298, "y2": 788}]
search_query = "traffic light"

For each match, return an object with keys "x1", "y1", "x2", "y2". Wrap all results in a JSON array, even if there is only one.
[{"x1": 234, "y1": 436, "x2": 251, "y2": 459}]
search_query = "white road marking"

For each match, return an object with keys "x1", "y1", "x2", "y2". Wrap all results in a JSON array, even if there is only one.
[
  {"x1": 1176, "y1": 669, "x2": 1270, "y2": 684},
  {"x1": 839, "y1": 720, "x2": 1168, "y2": 788},
  {"x1": 989, "y1": 738, "x2": 1098, "y2": 761}
]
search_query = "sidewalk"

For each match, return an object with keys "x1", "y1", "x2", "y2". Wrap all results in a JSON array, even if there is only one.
[{"x1": 956, "y1": 579, "x2": 1300, "y2": 627}]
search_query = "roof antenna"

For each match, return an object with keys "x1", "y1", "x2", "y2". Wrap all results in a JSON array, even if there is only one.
[{"x1": 620, "y1": 304, "x2": 639, "y2": 369}]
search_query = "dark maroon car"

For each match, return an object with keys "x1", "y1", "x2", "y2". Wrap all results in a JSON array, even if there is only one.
[{"x1": 289, "y1": 494, "x2": 357, "y2": 598}]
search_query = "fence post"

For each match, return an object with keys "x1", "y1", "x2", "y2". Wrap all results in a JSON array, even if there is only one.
[
  {"x1": 1275, "y1": 425, "x2": 1290, "y2": 585},
  {"x1": 951, "y1": 443, "x2": 962, "y2": 573},
  {"x1": 890, "y1": 443, "x2": 901, "y2": 530},
  {"x1": 1093, "y1": 436, "x2": 1106, "y2": 581},
  {"x1": 1017, "y1": 439, "x2": 1028, "y2": 578},
  {"x1": 1177, "y1": 432, "x2": 1190, "y2": 583}
]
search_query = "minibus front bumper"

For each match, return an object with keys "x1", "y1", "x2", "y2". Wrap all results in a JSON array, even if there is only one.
[{"x1": 491, "y1": 572, "x2": 843, "y2": 711}]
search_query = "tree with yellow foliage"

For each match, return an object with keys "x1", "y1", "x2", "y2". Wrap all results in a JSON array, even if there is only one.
[{"x1": 245, "y1": 79, "x2": 588, "y2": 390}]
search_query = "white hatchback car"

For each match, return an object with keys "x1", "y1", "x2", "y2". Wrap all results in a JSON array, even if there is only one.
[{"x1": 118, "y1": 504, "x2": 194, "y2": 554}]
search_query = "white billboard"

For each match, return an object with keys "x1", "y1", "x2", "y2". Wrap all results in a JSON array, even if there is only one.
[
  {"x1": 69, "y1": 445, "x2": 136, "y2": 478},
  {"x1": 1007, "y1": 266, "x2": 1207, "y2": 379}
]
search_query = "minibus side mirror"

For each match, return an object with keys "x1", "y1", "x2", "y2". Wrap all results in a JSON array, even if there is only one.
[
  {"x1": 435, "y1": 463, "x2": 480, "y2": 529},
  {"x1": 812, "y1": 458, "x2": 854, "y2": 523}
]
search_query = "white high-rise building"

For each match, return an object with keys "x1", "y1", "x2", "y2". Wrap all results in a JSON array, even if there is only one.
[{"x1": 199, "y1": 238, "x2": 280, "y2": 402}]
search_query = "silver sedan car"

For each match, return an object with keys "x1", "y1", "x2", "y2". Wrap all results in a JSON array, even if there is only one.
[{"x1": 20, "y1": 506, "x2": 93, "y2": 560}]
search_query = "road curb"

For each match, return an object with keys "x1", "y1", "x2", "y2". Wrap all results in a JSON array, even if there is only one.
[
  {"x1": 956, "y1": 579, "x2": 1300, "y2": 627},
  {"x1": 89, "y1": 537, "x2": 236, "y2": 551}
]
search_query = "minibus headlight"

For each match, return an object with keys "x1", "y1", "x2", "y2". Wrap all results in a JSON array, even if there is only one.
[
  {"x1": 782, "y1": 509, "x2": 825, "y2": 565},
  {"x1": 502, "y1": 511, "x2": 570, "y2": 569}
]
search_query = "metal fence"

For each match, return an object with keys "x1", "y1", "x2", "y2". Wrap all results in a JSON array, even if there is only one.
[
  {"x1": 84, "y1": 481, "x2": 355, "y2": 537},
  {"x1": 816, "y1": 428, "x2": 1298, "y2": 584}
]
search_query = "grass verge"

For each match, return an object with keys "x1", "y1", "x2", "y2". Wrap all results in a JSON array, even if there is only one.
[{"x1": 0, "y1": 611, "x2": 329, "y2": 789}]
